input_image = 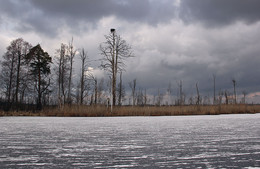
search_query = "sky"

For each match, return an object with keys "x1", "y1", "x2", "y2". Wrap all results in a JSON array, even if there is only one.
[{"x1": 1, "y1": 0, "x2": 260, "y2": 103}]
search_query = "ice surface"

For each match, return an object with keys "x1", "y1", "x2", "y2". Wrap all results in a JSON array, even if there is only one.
[{"x1": 0, "y1": 114, "x2": 259, "y2": 168}]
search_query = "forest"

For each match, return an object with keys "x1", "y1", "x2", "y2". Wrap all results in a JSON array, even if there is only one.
[{"x1": 0, "y1": 31, "x2": 259, "y2": 116}]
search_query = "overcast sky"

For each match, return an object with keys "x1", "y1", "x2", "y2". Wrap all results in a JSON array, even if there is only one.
[{"x1": 1, "y1": 0, "x2": 260, "y2": 103}]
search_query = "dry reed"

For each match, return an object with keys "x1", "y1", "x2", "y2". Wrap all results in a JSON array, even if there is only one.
[{"x1": 2, "y1": 104, "x2": 259, "y2": 117}]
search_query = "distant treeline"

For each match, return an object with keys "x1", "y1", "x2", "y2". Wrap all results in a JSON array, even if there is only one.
[
  {"x1": 0, "y1": 35, "x2": 249, "y2": 113},
  {"x1": 0, "y1": 100, "x2": 57, "y2": 112}
]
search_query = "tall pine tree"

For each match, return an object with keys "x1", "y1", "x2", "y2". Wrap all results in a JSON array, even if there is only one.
[{"x1": 26, "y1": 44, "x2": 52, "y2": 110}]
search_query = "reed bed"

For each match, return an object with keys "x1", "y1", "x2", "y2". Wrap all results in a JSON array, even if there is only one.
[{"x1": 2, "y1": 104, "x2": 259, "y2": 117}]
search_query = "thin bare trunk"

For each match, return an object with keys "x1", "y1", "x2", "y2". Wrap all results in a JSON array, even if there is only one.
[
  {"x1": 196, "y1": 83, "x2": 200, "y2": 105},
  {"x1": 112, "y1": 31, "x2": 116, "y2": 106},
  {"x1": 232, "y1": 79, "x2": 237, "y2": 104},
  {"x1": 15, "y1": 51, "x2": 21, "y2": 104},
  {"x1": 118, "y1": 72, "x2": 122, "y2": 106},
  {"x1": 37, "y1": 63, "x2": 42, "y2": 110},
  {"x1": 129, "y1": 79, "x2": 136, "y2": 106},
  {"x1": 67, "y1": 38, "x2": 76, "y2": 104},
  {"x1": 7, "y1": 54, "x2": 15, "y2": 104},
  {"x1": 94, "y1": 79, "x2": 97, "y2": 105},
  {"x1": 213, "y1": 74, "x2": 216, "y2": 104}
]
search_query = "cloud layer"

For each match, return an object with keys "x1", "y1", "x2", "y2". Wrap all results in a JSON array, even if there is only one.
[{"x1": 180, "y1": 0, "x2": 260, "y2": 26}]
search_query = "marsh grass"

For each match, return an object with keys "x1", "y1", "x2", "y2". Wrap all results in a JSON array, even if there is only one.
[{"x1": 2, "y1": 104, "x2": 259, "y2": 117}]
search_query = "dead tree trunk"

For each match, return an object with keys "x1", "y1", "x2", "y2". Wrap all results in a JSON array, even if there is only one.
[
  {"x1": 213, "y1": 74, "x2": 216, "y2": 105},
  {"x1": 100, "y1": 29, "x2": 133, "y2": 107},
  {"x1": 196, "y1": 83, "x2": 201, "y2": 105},
  {"x1": 67, "y1": 38, "x2": 76, "y2": 105},
  {"x1": 129, "y1": 79, "x2": 136, "y2": 106},
  {"x1": 118, "y1": 72, "x2": 123, "y2": 106},
  {"x1": 232, "y1": 79, "x2": 237, "y2": 104},
  {"x1": 79, "y1": 48, "x2": 89, "y2": 105},
  {"x1": 196, "y1": 83, "x2": 201, "y2": 112}
]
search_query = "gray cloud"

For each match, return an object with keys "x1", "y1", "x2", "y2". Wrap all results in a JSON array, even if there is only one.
[
  {"x1": 4, "y1": 0, "x2": 260, "y2": 38},
  {"x1": 179, "y1": 0, "x2": 260, "y2": 27},
  {"x1": 0, "y1": 0, "x2": 176, "y2": 37},
  {"x1": 29, "y1": 0, "x2": 176, "y2": 24},
  {"x1": 2, "y1": 0, "x2": 260, "y2": 36},
  {"x1": 0, "y1": 0, "x2": 60, "y2": 37}
]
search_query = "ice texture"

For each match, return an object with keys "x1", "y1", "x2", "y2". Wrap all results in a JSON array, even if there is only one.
[{"x1": 0, "y1": 114, "x2": 260, "y2": 168}]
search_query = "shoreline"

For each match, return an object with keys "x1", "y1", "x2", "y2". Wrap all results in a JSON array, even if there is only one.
[{"x1": 1, "y1": 104, "x2": 259, "y2": 117}]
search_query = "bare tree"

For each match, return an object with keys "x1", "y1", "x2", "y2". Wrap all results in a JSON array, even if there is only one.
[
  {"x1": 219, "y1": 90, "x2": 224, "y2": 105},
  {"x1": 188, "y1": 95, "x2": 194, "y2": 105},
  {"x1": 196, "y1": 83, "x2": 201, "y2": 105},
  {"x1": 137, "y1": 88, "x2": 145, "y2": 106},
  {"x1": 213, "y1": 74, "x2": 216, "y2": 104},
  {"x1": 0, "y1": 53, "x2": 16, "y2": 104},
  {"x1": 79, "y1": 48, "x2": 89, "y2": 105},
  {"x1": 242, "y1": 90, "x2": 247, "y2": 104},
  {"x1": 129, "y1": 79, "x2": 137, "y2": 106},
  {"x1": 85, "y1": 70, "x2": 98, "y2": 105},
  {"x1": 93, "y1": 77, "x2": 98, "y2": 105},
  {"x1": 100, "y1": 29, "x2": 133, "y2": 106},
  {"x1": 144, "y1": 89, "x2": 147, "y2": 106},
  {"x1": 89, "y1": 84, "x2": 96, "y2": 106},
  {"x1": 0, "y1": 38, "x2": 31, "y2": 109},
  {"x1": 67, "y1": 38, "x2": 77, "y2": 104},
  {"x1": 218, "y1": 90, "x2": 224, "y2": 113},
  {"x1": 167, "y1": 82, "x2": 173, "y2": 106},
  {"x1": 106, "y1": 77, "x2": 112, "y2": 108},
  {"x1": 55, "y1": 43, "x2": 69, "y2": 107},
  {"x1": 117, "y1": 71, "x2": 125, "y2": 106},
  {"x1": 224, "y1": 90, "x2": 230, "y2": 105},
  {"x1": 156, "y1": 88, "x2": 163, "y2": 106},
  {"x1": 232, "y1": 79, "x2": 237, "y2": 104},
  {"x1": 97, "y1": 78, "x2": 105, "y2": 104},
  {"x1": 177, "y1": 80, "x2": 184, "y2": 105},
  {"x1": 18, "y1": 64, "x2": 32, "y2": 104},
  {"x1": 75, "y1": 81, "x2": 81, "y2": 104},
  {"x1": 2, "y1": 43, "x2": 17, "y2": 104},
  {"x1": 14, "y1": 39, "x2": 31, "y2": 105},
  {"x1": 203, "y1": 94, "x2": 210, "y2": 105}
]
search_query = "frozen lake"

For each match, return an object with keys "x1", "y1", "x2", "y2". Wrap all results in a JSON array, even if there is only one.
[{"x1": 0, "y1": 114, "x2": 259, "y2": 168}]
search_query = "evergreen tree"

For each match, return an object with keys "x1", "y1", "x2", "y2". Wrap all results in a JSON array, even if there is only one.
[{"x1": 26, "y1": 44, "x2": 52, "y2": 110}]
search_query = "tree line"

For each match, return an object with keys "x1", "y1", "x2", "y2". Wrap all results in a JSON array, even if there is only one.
[
  {"x1": 0, "y1": 38, "x2": 52, "y2": 111},
  {"x1": 0, "y1": 30, "x2": 248, "y2": 112},
  {"x1": 0, "y1": 30, "x2": 134, "y2": 111}
]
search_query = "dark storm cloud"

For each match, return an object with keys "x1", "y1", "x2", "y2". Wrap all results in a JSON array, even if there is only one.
[
  {"x1": 28, "y1": 0, "x2": 176, "y2": 24},
  {"x1": 3, "y1": 0, "x2": 260, "y2": 37},
  {"x1": 0, "y1": 0, "x2": 176, "y2": 36},
  {"x1": 0, "y1": 0, "x2": 60, "y2": 36},
  {"x1": 179, "y1": 0, "x2": 260, "y2": 26},
  {"x1": 29, "y1": 0, "x2": 144, "y2": 21}
]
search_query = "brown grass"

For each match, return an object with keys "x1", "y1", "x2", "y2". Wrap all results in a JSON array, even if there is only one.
[{"x1": 1, "y1": 104, "x2": 260, "y2": 117}]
